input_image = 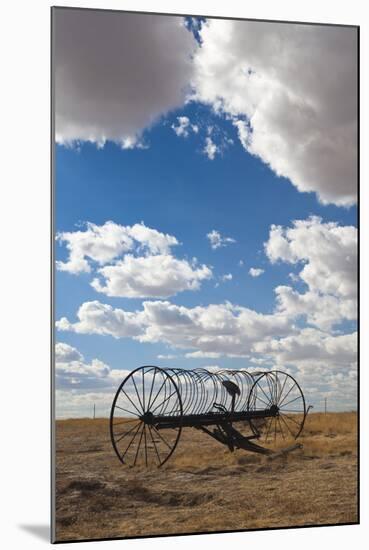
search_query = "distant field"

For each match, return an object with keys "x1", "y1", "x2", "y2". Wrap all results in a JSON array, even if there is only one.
[{"x1": 54, "y1": 412, "x2": 358, "y2": 542}]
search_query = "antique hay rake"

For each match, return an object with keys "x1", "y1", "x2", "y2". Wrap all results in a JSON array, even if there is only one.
[{"x1": 110, "y1": 367, "x2": 309, "y2": 467}]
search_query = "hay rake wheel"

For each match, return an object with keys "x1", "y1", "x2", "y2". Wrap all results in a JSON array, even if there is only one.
[
  {"x1": 247, "y1": 371, "x2": 307, "y2": 445},
  {"x1": 110, "y1": 366, "x2": 183, "y2": 467},
  {"x1": 110, "y1": 366, "x2": 310, "y2": 467}
]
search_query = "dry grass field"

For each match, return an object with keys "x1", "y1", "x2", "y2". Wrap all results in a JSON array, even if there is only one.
[{"x1": 54, "y1": 412, "x2": 358, "y2": 542}]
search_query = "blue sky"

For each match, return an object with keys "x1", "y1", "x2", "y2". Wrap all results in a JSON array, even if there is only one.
[
  {"x1": 56, "y1": 103, "x2": 356, "y2": 364},
  {"x1": 54, "y1": 10, "x2": 357, "y2": 416}
]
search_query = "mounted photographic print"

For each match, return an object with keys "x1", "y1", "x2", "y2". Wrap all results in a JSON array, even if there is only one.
[{"x1": 51, "y1": 6, "x2": 359, "y2": 543}]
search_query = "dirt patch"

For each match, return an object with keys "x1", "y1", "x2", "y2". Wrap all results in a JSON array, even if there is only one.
[{"x1": 54, "y1": 412, "x2": 358, "y2": 541}]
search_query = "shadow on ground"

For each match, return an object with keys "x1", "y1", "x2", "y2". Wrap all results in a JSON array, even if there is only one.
[{"x1": 19, "y1": 524, "x2": 50, "y2": 542}]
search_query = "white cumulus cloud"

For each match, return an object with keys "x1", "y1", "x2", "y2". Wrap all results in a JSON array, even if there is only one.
[
  {"x1": 57, "y1": 299, "x2": 293, "y2": 357},
  {"x1": 57, "y1": 221, "x2": 212, "y2": 298},
  {"x1": 91, "y1": 254, "x2": 212, "y2": 298},
  {"x1": 252, "y1": 329, "x2": 357, "y2": 410},
  {"x1": 193, "y1": 19, "x2": 357, "y2": 205},
  {"x1": 54, "y1": 10, "x2": 197, "y2": 146},
  {"x1": 55, "y1": 342, "x2": 83, "y2": 363},
  {"x1": 275, "y1": 286, "x2": 356, "y2": 331},
  {"x1": 185, "y1": 351, "x2": 221, "y2": 359},
  {"x1": 265, "y1": 217, "x2": 357, "y2": 329},
  {"x1": 55, "y1": 342, "x2": 134, "y2": 417},
  {"x1": 171, "y1": 116, "x2": 199, "y2": 137},
  {"x1": 55, "y1": 342, "x2": 127, "y2": 392},
  {"x1": 203, "y1": 136, "x2": 218, "y2": 160},
  {"x1": 207, "y1": 229, "x2": 236, "y2": 250},
  {"x1": 253, "y1": 328, "x2": 357, "y2": 370},
  {"x1": 265, "y1": 217, "x2": 357, "y2": 299},
  {"x1": 56, "y1": 301, "x2": 145, "y2": 338},
  {"x1": 56, "y1": 221, "x2": 178, "y2": 274},
  {"x1": 249, "y1": 267, "x2": 264, "y2": 277},
  {"x1": 264, "y1": 216, "x2": 357, "y2": 330}
]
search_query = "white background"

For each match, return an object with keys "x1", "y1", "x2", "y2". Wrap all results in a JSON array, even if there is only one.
[{"x1": 0, "y1": 0, "x2": 367, "y2": 548}]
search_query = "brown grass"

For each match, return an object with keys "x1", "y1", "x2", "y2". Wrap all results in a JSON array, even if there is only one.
[{"x1": 54, "y1": 412, "x2": 358, "y2": 541}]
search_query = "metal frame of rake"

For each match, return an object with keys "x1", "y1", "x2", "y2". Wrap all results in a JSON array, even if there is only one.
[{"x1": 110, "y1": 367, "x2": 309, "y2": 467}]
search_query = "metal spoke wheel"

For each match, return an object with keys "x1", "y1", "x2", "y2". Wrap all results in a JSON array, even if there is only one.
[
  {"x1": 110, "y1": 366, "x2": 183, "y2": 467},
  {"x1": 247, "y1": 371, "x2": 306, "y2": 446}
]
